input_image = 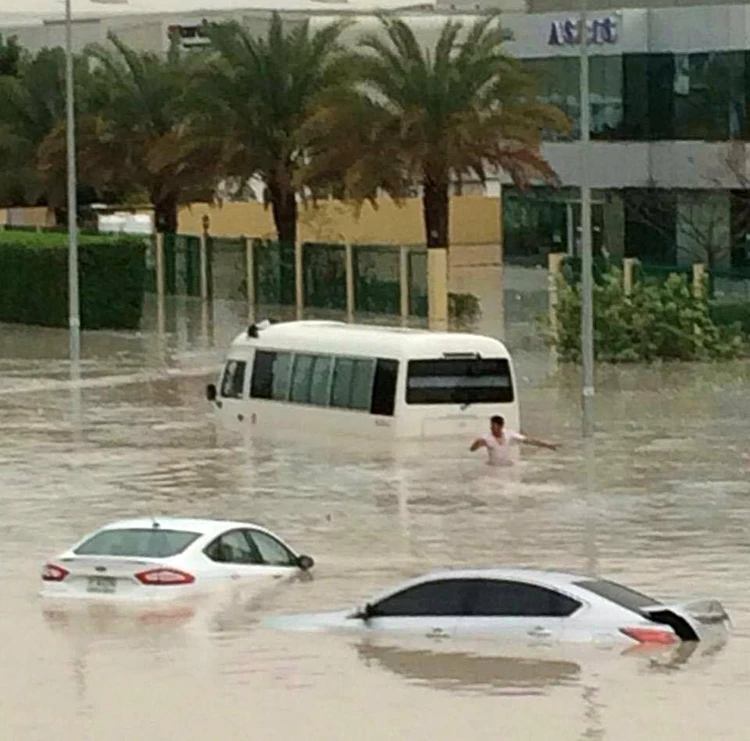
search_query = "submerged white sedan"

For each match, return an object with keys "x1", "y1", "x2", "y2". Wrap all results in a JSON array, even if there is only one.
[
  {"x1": 266, "y1": 568, "x2": 730, "y2": 646},
  {"x1": 40, "y1": 517, "x2": 314, "y2": 602}
]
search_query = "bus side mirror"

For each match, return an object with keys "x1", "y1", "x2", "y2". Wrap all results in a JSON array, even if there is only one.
[{"x1": 206, "y1": 383, "x2": 217, "y2": 402}]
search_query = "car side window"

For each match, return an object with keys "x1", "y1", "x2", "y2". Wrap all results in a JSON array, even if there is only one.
[
  {"x1": 465, "y1": 579, "x2": 581, "y2": 618},
  {"x1": 370, "y1": 579, "x2": 472, "y2": 617},
  {"x1": 247, "y1": 530, "x2": 296, "y2": 566},
  {"x1": 204, "y1": 529, "x2": 261, "y2": 565}
]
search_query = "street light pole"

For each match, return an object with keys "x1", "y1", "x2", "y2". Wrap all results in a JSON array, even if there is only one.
[
  {"x1": 579, "y1": 0, "x2": 595, "y2": 437},
  {"x1": 65, "y1": 0, "x2": 80, "y2": 364}
]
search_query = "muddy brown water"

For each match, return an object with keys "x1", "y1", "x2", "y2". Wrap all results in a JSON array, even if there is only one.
[{"x1": 1, "y1": 314, "x2": 749, "y2": 741}]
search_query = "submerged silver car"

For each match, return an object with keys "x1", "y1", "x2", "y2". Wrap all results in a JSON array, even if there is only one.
[{"x1": 266, "y1": 568, "x2": 730, "y2": 646}]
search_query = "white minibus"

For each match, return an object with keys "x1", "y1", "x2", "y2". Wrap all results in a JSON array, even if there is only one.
[{"x1": 205, "y1": 320, "x2": 519, "y2": 439}]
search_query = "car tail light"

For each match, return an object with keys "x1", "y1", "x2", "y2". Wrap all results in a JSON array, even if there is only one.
[
  {"x1": 620, "y1": 627, "x2": 678, "y2": 645},
  {"x1": 42, "y1": 564, "x2": 69, "y2": 582},
  {"x1": 135, "y1": 568, "x2": 195, "y2": 586}
]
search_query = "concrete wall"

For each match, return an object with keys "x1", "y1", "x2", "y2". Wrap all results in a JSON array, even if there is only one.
[{"x1": 178, "y1": 195, "x2": 501, "y2": 252}]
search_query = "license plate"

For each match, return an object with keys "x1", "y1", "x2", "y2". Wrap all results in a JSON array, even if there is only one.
[{"x1": 87, "y1": 576, "x2": 116, "y2": 594}]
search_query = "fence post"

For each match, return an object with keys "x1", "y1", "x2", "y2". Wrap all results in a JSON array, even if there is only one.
[
  {"x1": 295, "y1": 241, "x2": 304, "y2": 320},
  {"x1": 623, "y1": 257, "x2": 638, "y2": 296},
  {"x1": 155, "y1": 232, "x2": 165, "y2": 336},
  {"x1": 199, "y1": 215, "x2": 209, "y2": 303},
  {"x1": 693, "y1": 263, "x2": 706, "y2": 296},
  {"x1": 399, "y1": 246, "x2": 409, "y2": 326},
  {"x1": 345, "y1": 243, "x2": 355, "y2": 323},
  {"x1": 548, "y1": 252, "x2": 565, "y2": 342},
  {"x1": 245, "y1": 236, "x2": 255, "y2": 323}
]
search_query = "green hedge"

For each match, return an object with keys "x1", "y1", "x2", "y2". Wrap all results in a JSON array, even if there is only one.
[
  {"x1": 710, "y1": 302, "x2": 750, "y2": 336},
  {"x1": 0, "y1": 236, "x2": 146, "y2": 330}
]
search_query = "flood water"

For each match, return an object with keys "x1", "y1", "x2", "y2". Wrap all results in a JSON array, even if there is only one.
[{"x1": 2, "y1": 306, "x2": 750, "y2": 741}]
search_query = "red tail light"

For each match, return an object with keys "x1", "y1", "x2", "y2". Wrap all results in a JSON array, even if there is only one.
[
  {"x1": 135, "y1": 568, "x2": 195, "y2": 586},
  {"x1": 42, "y1": 564, "x2": 69, "y2": 582},
  {"x1": 620, "y1": 627, "x2": 678, "y2": 645}
]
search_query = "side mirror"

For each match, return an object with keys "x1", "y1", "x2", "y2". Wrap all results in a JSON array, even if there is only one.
[
  {"x1": 354, "y1": 602, "x2": 374, "y2": 620},
  {"x1": 205, "y1": 383, "x2": 217, "y2": 402},
  {"x1": 296, "y1": 554, "x2": 314, "y2": 571}
]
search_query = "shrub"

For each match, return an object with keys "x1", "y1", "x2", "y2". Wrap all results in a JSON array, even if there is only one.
[
  {"x1": 545, "y1": 267, "x2": 745, "y2": 362},
  {"x1": 710, "y1": 302, "x2": 750, "y2": 336},
  {"x1": 0, "y1": 236, "x2": 146, "y2": 330},
  {"x1": 449, "y1": 291, "x2": 481, "y2": 329}
]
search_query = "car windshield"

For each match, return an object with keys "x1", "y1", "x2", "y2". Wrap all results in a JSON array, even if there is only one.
[
  {"x1": 73, "y1": 528, "x2": 201, "y2": 558},
  {"x1": 574, "y1": 579, "x2": 661, "y2": 614}
]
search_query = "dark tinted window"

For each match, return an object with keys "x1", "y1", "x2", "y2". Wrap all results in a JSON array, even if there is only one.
[
  {"x1": 250, "y1": 351, "x2": 293, "y2": 401},
  {"x1": 250, "y1": 351, "x2": 274, "y2": 399},
  {"x1": 371, "y1": 579, "x2": 472, "y2": 617},
  {"x1": 465, "y1": 579, "x2": 581, "y2": 617},
  {"x1": 370, "y1": 359, "x2": 399, "y2": 416},
  {"x1": 74, "y1": 529, "x2": 200, "y2": 558},
  {"x1": 574, "y1": 579, "x2": 660, "y2": 614},
  {"x1": 220, "y1": 360, "x2": 246, "y2": 398},
  {"x1": 406, "y1": 358, "x2": 514, "y2": 405}
]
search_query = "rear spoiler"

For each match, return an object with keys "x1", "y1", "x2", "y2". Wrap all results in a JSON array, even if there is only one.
[{"x1": 641, "y1": 599, "x2": 729, "y2": 641}]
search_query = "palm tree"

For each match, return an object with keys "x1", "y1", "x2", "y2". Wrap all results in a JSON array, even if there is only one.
[
  {"x1": 0, "y1": 46, "x2": 87, "y2": 211},
  {"x1": 38, "y1": 32, "x2": 222, "y2": 233},
  {"x1": 303, "y1": 13, "x2": 567, "y2": 326},
  {"x1": 0, "y1": 34, "x2": 22, "y2": 77},
  {"x1": 200, "y1": 13, "x2": 354, "y2": 245}
]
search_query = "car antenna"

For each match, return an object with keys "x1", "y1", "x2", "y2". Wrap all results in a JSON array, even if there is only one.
[{"x1": 150, "y1": 512, "x2": 160, "y2": 529}]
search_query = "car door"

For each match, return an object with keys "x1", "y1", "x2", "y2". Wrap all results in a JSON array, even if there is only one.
[
  {"x1": 364, "y1": 579, "x2": 473, "y2": 639},
  {"x1": 457, "y1": 579, "x2": 582, "y2": 643},
  {"x1": 202, "y1": 529, "x2": 284, "y2": 584},
  {"x1": 245, "y1": 529, "x2": 300, "y2": 576}
]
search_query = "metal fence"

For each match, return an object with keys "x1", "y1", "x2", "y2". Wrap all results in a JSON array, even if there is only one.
[{"x1": 147, "y1": 234, "x2": 429, "y2": 323}]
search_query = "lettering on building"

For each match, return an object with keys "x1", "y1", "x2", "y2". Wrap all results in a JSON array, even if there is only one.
[{"x1": 548, "y1": 17, "x2": 618, "y2": 46}]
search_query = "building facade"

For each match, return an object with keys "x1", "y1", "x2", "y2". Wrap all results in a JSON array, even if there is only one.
[
  {"x1": 498, "y1": 5, "x2": 750, "y2": 269},
  {"x1": 4, "y1": 2, "x2": 750, "y2": 268}
]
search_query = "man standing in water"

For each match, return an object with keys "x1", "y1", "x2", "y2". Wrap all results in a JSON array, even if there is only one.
[{"x1": 470, "y1": 415, "x2": 559, "y2": 466}]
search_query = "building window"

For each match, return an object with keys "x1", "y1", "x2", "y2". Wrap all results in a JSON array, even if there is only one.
[
  {"x1": 527, "y1": 57, "x2": 580, "y2": 140},
  {"x1": 590, "y1": 56, "x2": 623, "y2": 140},
  {"x1": 673, "y1": 52, "x2": 746, "y2": 141}
]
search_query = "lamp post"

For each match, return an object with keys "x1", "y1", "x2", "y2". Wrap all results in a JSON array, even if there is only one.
[
  {"x1": 64, "y1": 0, "x2": 80, "y2": 364},
  {"x1": 64, "y1": 0, "x2": 128, "y2": 365},
  {"x1": 579, "y1": 0, "x2": 595, "y2": 437}
]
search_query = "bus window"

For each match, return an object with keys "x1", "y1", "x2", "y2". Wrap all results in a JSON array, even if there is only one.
[
  {"x1": 331, "y1": 357, "x2": 375, "y2": 411},
  {"x1": 309, "y1": 355, "x2": 333, "y2": 406},
  {"x1": 250, "y1": 351, "x2": 293, "y2": 401},
  {"x1": 370, "y1": 359, "x2": 398, "y2": 417},
  {"x1": 406, "y1": 358, "x2": 513, "y2": 405},
  {"x1": 220, "y1": 360, "x2": 246, "y2": 399},
  {"x1": 290, "y1": 354, "x2": 315, "y2": 403}
]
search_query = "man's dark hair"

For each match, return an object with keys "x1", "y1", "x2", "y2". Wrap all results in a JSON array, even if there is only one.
[{"x1": 490, "y1": 415, "x2": 505, "y2": 426}]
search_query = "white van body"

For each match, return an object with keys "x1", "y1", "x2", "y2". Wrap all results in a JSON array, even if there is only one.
[{"x1": 206, "y1": 320, "x2": 519, "y2": 440}]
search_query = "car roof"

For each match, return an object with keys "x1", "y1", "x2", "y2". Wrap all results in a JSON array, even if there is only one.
[
  {"x1": 418, "y1": 568, "x2": 590, "y2": 585},
  {"x1": 369, "y1": 568, "x2": 597, "y2": 603},
  {"x1": 93, "y1": 517, "x2": 273, "y2": 539}
]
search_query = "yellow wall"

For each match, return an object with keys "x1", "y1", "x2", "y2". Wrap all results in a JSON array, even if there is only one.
[{"x1": 178, "y1": 195, "x2": 501, "y2": 250}]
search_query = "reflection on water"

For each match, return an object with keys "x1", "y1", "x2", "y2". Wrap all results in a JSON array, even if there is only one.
[
  {"x1": 355, "y1": 642, "x2": 582, "y2": 695},
  {"x1": 1, "y1": 307, "x2": 749, "y2": 740}
]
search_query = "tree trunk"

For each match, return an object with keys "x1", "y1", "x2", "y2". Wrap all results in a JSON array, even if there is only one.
[
  {"x1": 154, "y1": 192, "x2": 178, "y2": 234},
  {"x1": 267, "y1": 178, "x2": 297, "y2": 246},
  {"x1": 422, "y1": 178, "x2": 450, "y2": 248},
  {"x1": 422, "y1": 176, "x2": 450, "y2": 331}
]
